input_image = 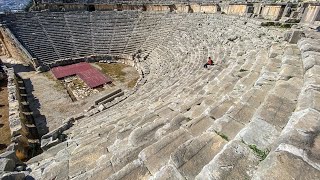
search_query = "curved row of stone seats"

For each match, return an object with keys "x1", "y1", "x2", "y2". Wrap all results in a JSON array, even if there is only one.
[
  {"x1": 4, "y1": 11, "x2": 273, "y2": 68},
  {"x1": 21, "y1": 13, "x2": 302, "y2": 179},
  {"x1": 104, "y1": 41, "x2": 279, "y2": 179},
  {"x1": 37, "y1": 12, "x2": 78, "y2": 60},
  {"x1": 5, "y1": 13, "x2": 59, "y2": 64},
  {"x1": 250, "y1": 31, "x2": 320, "y2": 180},
  {"x1": 5, "y1": 11, "x2": 188, "y2": 67}
]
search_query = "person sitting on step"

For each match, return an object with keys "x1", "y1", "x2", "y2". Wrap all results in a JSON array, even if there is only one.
[{"x1": 204, "y1": 57, "x2": 213, "y2": 68}]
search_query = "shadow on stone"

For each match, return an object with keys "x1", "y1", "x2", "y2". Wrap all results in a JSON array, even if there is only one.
[
  {"x1": 9, "y1": 63, "x2": 49, "y2": 137},
  {"x1": 22, "y1": 77, "x2": 49, "y2": 137},
  {"x1": 0, "y1": 143, "x2": 7, "y2": 150}
]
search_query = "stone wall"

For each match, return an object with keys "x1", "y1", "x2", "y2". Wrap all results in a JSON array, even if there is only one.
[
  {"x1": 300, "y1": 3, "x2": 320, "y2": 26},
  {"x1": 6, "y1": 67, "x2": 29, "y2": 161},
  {"x1": 0, "y1": 65, "x2": 40, "y2": 163},
  {"x1": 175, "y1": 4, "x2": 189, "y2": 13},
  {"x1": 200, "y1": 5, "x2": 218, "y2": 14},
  {"x1": 260, "y1": 4, "x2": 286, "y2": 21},
  {"x1": 28, "y1": 1, "x2": 320, "y2": 27},
  {"x1": 226, "y1": 4, "x2": 247, "y2": 16},
  {"x1": 145, "y1": 5, "x2": 170, "y2": 12}
]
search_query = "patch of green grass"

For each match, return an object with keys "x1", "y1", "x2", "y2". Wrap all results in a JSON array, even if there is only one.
[
  {"x1": 248, "y1": 144, "x2": 269, "y2": 161},
  {"x1": 127, "y1": 77, "x2": 139, "y2": 88},
  {"x1": 72, "y1": 78, "x2": 86, "y2": 89},
  {"x1": 42, "y1": 72, "x2": 65, "y2": 90},
  {"x1": 96, "y1": 63, "x2": 127, "y2": 82},
  {"x1": 215, "y1": 131, "x2": 229, "y2": 141}
]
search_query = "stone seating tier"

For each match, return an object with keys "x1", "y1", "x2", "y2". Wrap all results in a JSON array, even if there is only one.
[{"x1": 2, "y1": 10, "x2": 319, "y2": 180}]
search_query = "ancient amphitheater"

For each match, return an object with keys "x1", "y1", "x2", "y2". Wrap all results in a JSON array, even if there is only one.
[{"x1": 0, "y1": 0, "x2": 320, "y2": 179}]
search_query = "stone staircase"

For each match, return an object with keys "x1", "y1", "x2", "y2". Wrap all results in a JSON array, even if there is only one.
[{"x1": 15, "y1": 14, "x2": 320, "y2": 179}]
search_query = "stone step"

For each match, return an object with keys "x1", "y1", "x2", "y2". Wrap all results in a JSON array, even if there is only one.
[
  {"x1": 252, "y1": 150, "x2": 320, "y2": 180},
  {"x1": 170, "y1": 132, "x2": 227, "y2": 179},
  {"x1": 139, "y1": 128, "x2": 193, "y2": 174},
  {"x1": 209, "y1": 85, "x2": 272, "y2": 140},
  {"x1": 107, "y1": 159, "x2": 151, "y2": 180},
  {"x1": 195, "y1": 140, "x2": 260, "y2": 179}
]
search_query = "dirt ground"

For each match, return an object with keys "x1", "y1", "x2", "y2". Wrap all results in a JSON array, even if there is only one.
[
  {"x1": 0, "y1": 56, "x2": 140, "y2": 136},
  {"x1": 93, "y1": 62, "x2": 140, "y2": 89},
  {"x1": 0, "y1": 78, "x2": 11, "y2": 154}
]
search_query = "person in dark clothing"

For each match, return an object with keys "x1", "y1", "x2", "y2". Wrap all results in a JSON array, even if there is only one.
[{"x1": 204, "y1": 57, "x2": 213, "y2": 68}]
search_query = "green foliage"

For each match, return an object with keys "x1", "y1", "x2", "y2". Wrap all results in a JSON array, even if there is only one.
[
  {"x1": 248, "y1": 144, "x2": 269, "y2": 161},
  {"x1": 215, "y1": 131, "x2": 229, "y2": 141}
]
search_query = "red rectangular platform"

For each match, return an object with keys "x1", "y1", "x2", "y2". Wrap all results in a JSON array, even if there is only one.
[{"x1": 51, "y1": 62, "x2": 111, "y2": 88}]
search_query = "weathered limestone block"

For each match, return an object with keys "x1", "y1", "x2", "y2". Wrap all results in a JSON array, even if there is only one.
[
  {"x1": 41, "y1": 138, "x2": 61, "y2": 151},
  {"x1": 274, "y1": 109, "x2": 320, "y2": 164},
  {"x1": 182, "y1": 116, "x2": 215, "y2": 136},
  {"x1": 252, "y1": 151, "x2": 320, "y2": 180},
  {"x1": 255, "y1": 72, "x2": 278, "y2": 86},
  {"x1": 155, "y1": 114, "x2": 188, "y2": 139},
  {"x1": 110, "y1": 146, "x2": 143, "y2": 172},
  {"x1": 0, "y1": 158, "x2": 15, "y2": 172},
  {"x1": 170, "y1": 132, "x2": 227, "y2": 179},
  {"x1": 281, "y1": 54, "x2": 301, "y2": 67},
  {"x1": 304, "y1": 65, "x2": 320, "y2": 87},
  {"x1": 128, "y1": 118, "x2": 167, "y2": 147},
  {"x1": 107, "y1": 159, "x2": 151, "y2": 180},
  {"x1": 272, "y1": 79, "x2": 303, "y2": 101},
  {"x1": 288, "y1": 30, "x2": 304, "y2": 44},
  {"x1": 298, "y1": 39, "x2": 320, "y2": 53},
  {"x1": 268, "y1": 44, "x2": 283, "y2": 58},
  {"x1": 189, "y1": 3, "x2": 201, "y2": 13},
  {"x1": 150, "y1": 165, "x2": 184, "y2": 180},
  {"x1": 296, "y1": 88, "x2": 320, "y2": 112},
  {"x1": 41, "y1": 160, "x2": 69, "y2": 180},
  {"x1": 236, "y1": 118, "x2": 280, "y2": 150},
  {"x1": 183, "y1": 103, "x2": 207, "y2": 119},
  {"x1": 41, "y1": 119, "x2": 73, "y2": 150},
  {"x1": 175, "y1": 4, "x2": 188, "y2": 13},
  {"x1": 233, "y1": 86, "x2": 269, "y2": 117},
  {"x1": 69, "y1": 145, "x2": 105, "y2": 178},
  {"x1": 0, "y1": 171, "x2": 25, "y2": 180},
  {"x1": 302, "y1": 52, "x2": 320, "y2": 71},
  {"x1": 255, "y1": 93, "x2": 297, "y2": 129},
  {"x1": 0, "y1": 151, "x2": 23, "y2": 166},
  {"x1": 278, "y1": 64, "x2": 303, "y2": 80},
  {"x1": 138, "y1": 129, "x2": 192, "y2": 174},
  {"x1": 208, "y1": 115, "x2": 244, "y2": 140},
  {"x1": 196, "y1": 140, "x2": 260, "y2": 180},
  {"x1": 208, "y1": 95, "x2": 235, "y2": 120}
]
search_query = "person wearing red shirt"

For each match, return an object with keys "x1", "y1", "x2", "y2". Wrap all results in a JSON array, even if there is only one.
[{"x1": 204, "y1": 57, "x2": 213, "y2": 68}]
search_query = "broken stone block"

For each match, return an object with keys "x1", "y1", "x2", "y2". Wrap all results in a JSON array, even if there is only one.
[
  {"x1": 0, "y1": 172, "x2": 26, "y2": 180},
  {"x1": 0, "y1": 158, "x2": 15, "y2": 172},
  {"x1": 288, "y1": 30, "x2": 304, "y2": 44},
  {"x1": 0, "y1": 151, "x2": 23, "y2": 165}
]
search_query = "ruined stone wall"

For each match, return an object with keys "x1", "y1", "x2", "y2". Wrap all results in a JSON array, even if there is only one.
[
  {"x1": 145, "y1": 5, "x2": 170, "y2": 12},
  {"x1": 2, "y1": 66, "x2": 29, "y2": 161},
  {"x1": 301, "y1": 4, "x2": 320, "y2": 25},
  {"x1": 189, "y1": 3, "x2": 201, "y2": 13},
  {"x1": 226, "y1": 4, "x2": 247, "y2": 16},
  {"x1": 253, "y1": 3, "x2": 263, "y2": 15},
  {"x1": 175, "y1": 4, "x2": 188, "y2": 13},
  {"x1": 261, "y1": 5, "x2": 285, "y2": 21},
  {"x1": 200, "y1": 5, "x2": 218, "y2": 14},
  {"x1": 121, "y1": 5, "x2": 144, "y2": 11}
]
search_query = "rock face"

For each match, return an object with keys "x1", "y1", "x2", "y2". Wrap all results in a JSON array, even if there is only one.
[{"x1": 2, "y1": 10, "x2": 320, "y2": 180}]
